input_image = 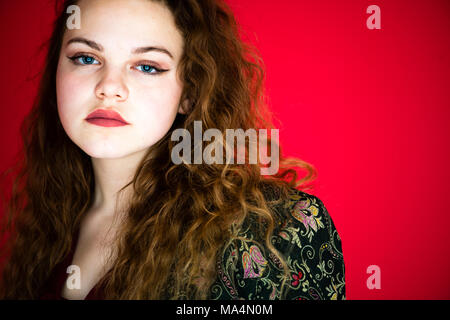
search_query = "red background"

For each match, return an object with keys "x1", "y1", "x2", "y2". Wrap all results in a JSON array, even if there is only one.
[{"x1": 0, "y1": 0, "x2": 449, "y2": 299}]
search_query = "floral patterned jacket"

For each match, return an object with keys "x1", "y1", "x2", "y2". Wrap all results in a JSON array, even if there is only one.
[{"x1": 208, "y1": 187, "x2": 346, "y2": 300}]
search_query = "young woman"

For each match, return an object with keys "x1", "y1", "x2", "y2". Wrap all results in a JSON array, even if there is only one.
[{"x1": 0, "y1": 0, "x2": 345, "y2": 300}]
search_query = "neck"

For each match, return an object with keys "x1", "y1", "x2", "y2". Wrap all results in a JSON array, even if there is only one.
[{"x1": 90, "y1": 148, "x2": 148, "y2": 216}]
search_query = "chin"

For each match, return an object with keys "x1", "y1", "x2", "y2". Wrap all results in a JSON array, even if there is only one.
[{"x1": 80, "y1": 144, "x2": 132, "y2": 159}]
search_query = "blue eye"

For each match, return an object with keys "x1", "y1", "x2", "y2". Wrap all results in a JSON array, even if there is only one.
[
  {"x1": 136, "y1": 64, "x2": 164, "y2": 74},
  {"x1": 69, "y1": 55, "x2": 100, "y2": 65},
  {"x1": 81, "y1": 56, "x2": 95, "y2": 64}
]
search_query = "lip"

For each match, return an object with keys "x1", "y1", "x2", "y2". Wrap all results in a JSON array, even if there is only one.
[{"x1": 85, "y1": 109, "x2": 130, "y2": 127}]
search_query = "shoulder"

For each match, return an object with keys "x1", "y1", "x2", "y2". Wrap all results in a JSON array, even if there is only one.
[
  {"x1": 209, "y1": 186, "x2": 346, "y2": 300},
  {"x1": 273, "y1": 188, "x2": 346, "y2": 299},
  {"x1": 273, "y1": 187, "x2": 343, "y2": 249}
]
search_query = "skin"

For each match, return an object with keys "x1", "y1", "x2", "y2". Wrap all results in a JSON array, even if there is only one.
[{"x1": 56, "y1": 0, "x2": 188, "y2": 299}]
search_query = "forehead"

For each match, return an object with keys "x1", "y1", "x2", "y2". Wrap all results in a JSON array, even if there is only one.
[{"x1": 64, "y1": 0, "x2": 184, "y2": 60}]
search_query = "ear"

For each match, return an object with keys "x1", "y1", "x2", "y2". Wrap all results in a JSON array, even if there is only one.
[{"x1": 177, "y1": 98, "x2": 191, "y2": 115}]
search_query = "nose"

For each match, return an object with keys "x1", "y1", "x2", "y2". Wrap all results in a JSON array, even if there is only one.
[{"x1": 95, "y1": 67, "x2": 129, "y2": 102}]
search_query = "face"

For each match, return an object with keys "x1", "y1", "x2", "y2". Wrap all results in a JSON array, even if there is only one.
[{"x1": 56, "y1": 0, "x2": 187, "y2": 159}]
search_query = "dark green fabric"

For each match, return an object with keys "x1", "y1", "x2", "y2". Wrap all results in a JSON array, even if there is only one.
[{"x1": 208, "y1": 187, "x2": 346, "y2": 300}]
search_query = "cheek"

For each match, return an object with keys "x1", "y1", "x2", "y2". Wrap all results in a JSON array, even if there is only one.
[
  {"x1": 131, "y1": 80, "x2": 183, "y2": 142},
  {"x1": 56, "y1": 70, "x2": 91, "y2": 126}
]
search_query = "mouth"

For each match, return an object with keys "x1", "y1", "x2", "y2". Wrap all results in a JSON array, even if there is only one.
[{"x1": 85, "y1": 109, "x2": 130, "y2": 127}]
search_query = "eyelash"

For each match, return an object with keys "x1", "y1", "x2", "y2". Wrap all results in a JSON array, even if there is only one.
[{"x1": 67, "y1": 54, "x2": 168, "y2": 75}]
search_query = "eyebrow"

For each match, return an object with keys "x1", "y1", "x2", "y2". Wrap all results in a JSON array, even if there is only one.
[{"x1": 66, "y1": 37, "x2": 174, "y2": 60}]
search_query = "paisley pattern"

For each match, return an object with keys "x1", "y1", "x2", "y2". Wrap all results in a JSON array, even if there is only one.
[
  {"x1": 242, "y1": 245, "x2": 268, "y2": 279},
  {"x1": 208, "y1": 187, "x2": 345, "y2": 300}
]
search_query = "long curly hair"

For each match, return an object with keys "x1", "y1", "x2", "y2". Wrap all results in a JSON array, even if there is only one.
[{"x1": 0, "y1": 0, "x2": 317, "y2": 299}]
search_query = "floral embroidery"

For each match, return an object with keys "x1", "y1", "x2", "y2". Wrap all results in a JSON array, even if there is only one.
[
  {"x1": 209, "y1": 187, "x2": 346, "y2": 300},
  {"x1": 291, "y1": 198, "x2": 325, "y2": 242},
  {"x1": 242, "y1": 245, "x2": 268, "y2": 279},
  {"x1": 291, "y1": 270, "x2": 304, "y2": 287}
]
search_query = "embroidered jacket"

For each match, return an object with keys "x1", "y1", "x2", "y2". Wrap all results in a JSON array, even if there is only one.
[{"x1": 208, "y1": 187, "x2": 346, "y2": 300}]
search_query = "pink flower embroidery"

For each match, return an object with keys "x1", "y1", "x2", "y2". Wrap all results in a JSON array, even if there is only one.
[
  {"x1": 242, "y1": 245, "x2": 268, "y2": 279},
  {"x1": 292, "y1": 202, "x2": 318, "y2": 232}
]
